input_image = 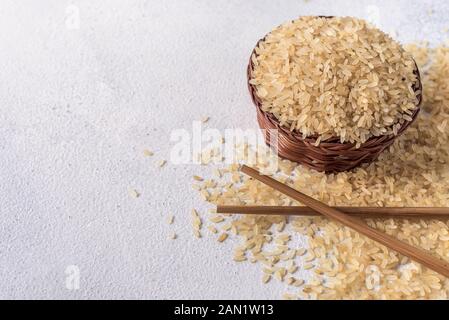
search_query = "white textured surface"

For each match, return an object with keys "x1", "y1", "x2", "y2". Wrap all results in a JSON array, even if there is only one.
[{"x1": 0, "y1": 0, "x2": 447, "y2": 299}]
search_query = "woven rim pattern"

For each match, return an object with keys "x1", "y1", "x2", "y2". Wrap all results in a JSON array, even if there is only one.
[{"x1": 247, "y1": 34, "x2": 422, "y2": 173}]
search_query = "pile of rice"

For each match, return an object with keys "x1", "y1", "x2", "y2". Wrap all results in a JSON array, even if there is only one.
[
  {"x1": 194, "y1": 44, "x2": 449, "y2": 299},
  {"x1": 249, "y1": 17, "x2": 421, "y2": 146}
]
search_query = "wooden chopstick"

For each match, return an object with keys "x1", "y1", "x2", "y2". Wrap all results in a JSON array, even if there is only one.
[
  {"x1": 217, "y1": 205, "x2": 449, "y2": 219},
  {"x1": 240, "y1": 165, "x2": 449, "y2": 278}
]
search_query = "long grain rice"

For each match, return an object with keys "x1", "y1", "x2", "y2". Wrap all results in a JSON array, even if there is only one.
[
  {"x1": 194, "y1": 43, "x2": 449, "y2": 300},
  {"x1": 250, "y1": 17, "x2": 420, "y2": 145}
]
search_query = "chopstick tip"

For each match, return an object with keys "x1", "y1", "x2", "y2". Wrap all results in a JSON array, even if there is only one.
[{"x1": 240, "y1": 164, "x2": 254, "y2": 175}]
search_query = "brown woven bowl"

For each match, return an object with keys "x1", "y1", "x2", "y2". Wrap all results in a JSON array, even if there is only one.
[{"x1": 247, "y1": 26, "x2": 422, "y2": 173}]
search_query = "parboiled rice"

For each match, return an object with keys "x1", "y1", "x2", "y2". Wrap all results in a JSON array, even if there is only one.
[
  {"x1": 249, "y1": 16, "x2": 420, "y2": 146},
  {"x1": 195, "y1": 44, "x2": 449, "y2": 299}
]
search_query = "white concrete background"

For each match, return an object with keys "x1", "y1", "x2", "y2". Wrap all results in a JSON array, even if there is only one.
[{"x1": 0, "y1": 0, "x2": 447, "y2": 299}]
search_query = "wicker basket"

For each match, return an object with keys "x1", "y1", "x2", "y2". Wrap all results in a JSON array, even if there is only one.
[{"x1": 247, "y1": 36, "x2": 422, "y2": 173}]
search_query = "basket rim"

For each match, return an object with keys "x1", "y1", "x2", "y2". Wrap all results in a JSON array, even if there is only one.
[{"x1": 247, "y1": 28, "x2": 423, "y2": 148}]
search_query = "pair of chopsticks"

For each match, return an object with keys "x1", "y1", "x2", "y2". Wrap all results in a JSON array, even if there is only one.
[
  {"x1": 229, "y1": 165, "x2": 449, "y2": 278},
  {"x1": 217, "y1": 205, "x2": 449, "y2": 219}
]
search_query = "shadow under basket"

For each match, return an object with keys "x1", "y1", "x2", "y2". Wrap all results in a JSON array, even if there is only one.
[{"x1": 247, "y1": 40, "x2": 423, "y2": 173}]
